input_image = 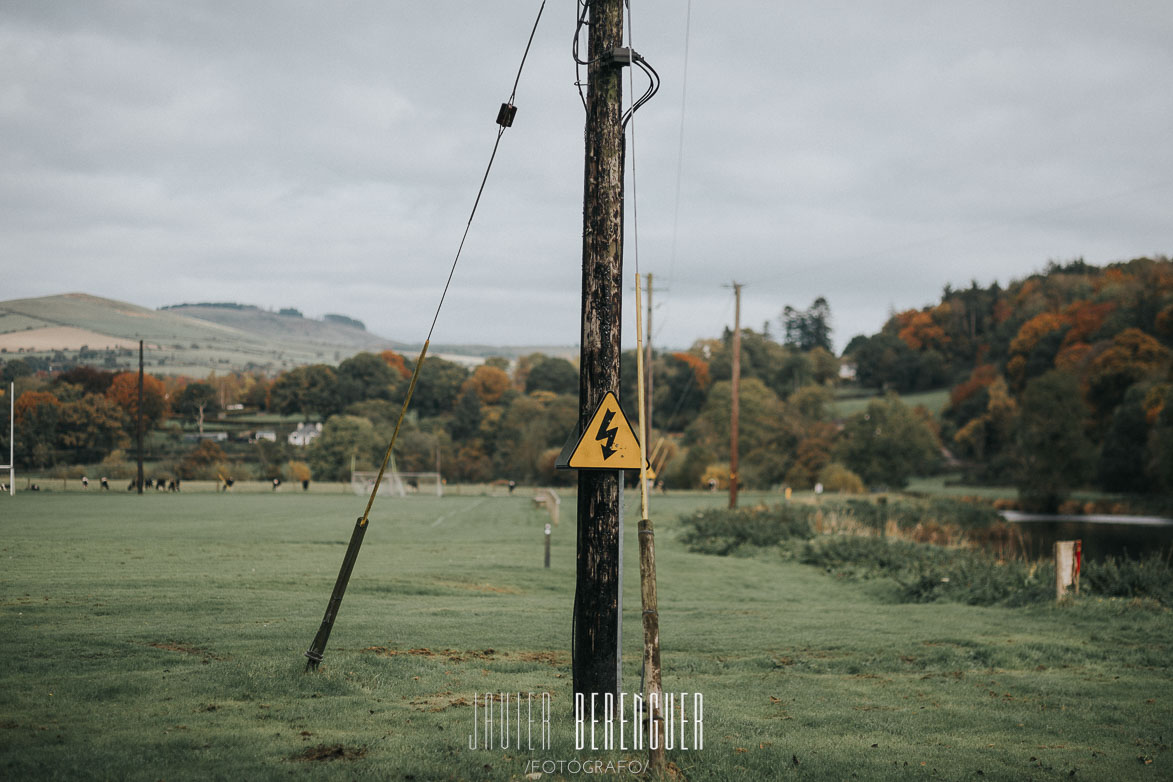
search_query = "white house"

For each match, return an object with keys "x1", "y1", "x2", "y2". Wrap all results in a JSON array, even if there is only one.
[{"x1": 288, "y1": 422, "x2": 322, "y2": 447}]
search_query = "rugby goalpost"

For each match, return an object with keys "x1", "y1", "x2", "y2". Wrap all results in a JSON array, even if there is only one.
[
  {"x1": 350, "y1": 459, "x2": 442, "y2": 498},
  {"x1": 1, "y1": 382, "x2": 13, "y2": 496}
]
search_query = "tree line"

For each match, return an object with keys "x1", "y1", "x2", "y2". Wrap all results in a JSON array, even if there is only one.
[
  {"x1": 843, "y1": 256, "x2": 1172, "y2": 509},
  {"x1": 2, "y1": 256, "x2": 1169, "y2": 509}
]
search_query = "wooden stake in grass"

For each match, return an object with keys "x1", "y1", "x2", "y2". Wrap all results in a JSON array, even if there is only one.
[{"x1": 634, "y1": 273, "x2": 665, "y2": 772}]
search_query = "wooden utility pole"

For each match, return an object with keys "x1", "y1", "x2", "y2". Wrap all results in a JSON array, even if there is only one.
[
  {"x1": 644, "y1": 273, "x2": 654, "y2": 438},
  {"x1": 729, "y1": 283, "x2": 742, "y2": 509},
  {"x1": 635, "y1": 274, "x2": 665, "y2": 772},
  {"x1": 574, "y1": 0, "x2": 625, "y2": 701},
  {"x1": 136, "y1": 339, "x2": 144, "y2": 495}
]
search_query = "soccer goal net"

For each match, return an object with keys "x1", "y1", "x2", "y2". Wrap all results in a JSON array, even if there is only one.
[{"x1": 350, "y1": 470, "x2": 443, "y2": 498}]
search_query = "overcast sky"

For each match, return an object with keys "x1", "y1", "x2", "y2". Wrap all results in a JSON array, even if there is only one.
[{"x1": 2, "y1": 1, "x2": 1171, "y2": 353}]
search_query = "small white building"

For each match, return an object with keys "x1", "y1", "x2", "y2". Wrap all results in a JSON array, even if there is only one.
[
  {"x1": 288, "y1": 422, "x2": 322, "y2": 447},
  {"x1": 253, "y1": 431, "x2": 277, "y2": 442}
]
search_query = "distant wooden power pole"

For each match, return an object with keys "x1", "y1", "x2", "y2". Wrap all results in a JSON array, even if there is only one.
[
  {"x1": 729, "y1": 283, "x2": 742, "y2": 509},
  {"x1": 137, "y1": 339, "x2": 144, "y2": 495},
  {"x1": 644, "y1": 273, "x2": 654, "y2": 437},
  {"x1": 575, "y1": 0, "x2": 626, "y2": 700}
]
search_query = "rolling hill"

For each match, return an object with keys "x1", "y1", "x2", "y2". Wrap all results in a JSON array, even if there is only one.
[
  {"x1": 0, "y1": 294, "x2": 576, "y2": 376},
  {"x1": 0, "y1": 294, "x2": 406, "y2": 376}
]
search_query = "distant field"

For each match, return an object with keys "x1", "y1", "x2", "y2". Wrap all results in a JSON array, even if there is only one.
[
  {"x1": 833, "y1": 388, "x2": 951, "y2": 418},
  {"x1": 0, "y1": 294, "x2": 568, "y2": 374},
  {"x1": 2, "y1": 490, "x2": 1170, "y2": 780},
  {"x1": 0, "y1": 326, "x2": 141, "y2": 352}
]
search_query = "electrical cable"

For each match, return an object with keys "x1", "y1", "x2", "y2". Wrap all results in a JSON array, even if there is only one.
[
  {"x1": 659, "y1": 0, "x2": 693, "y2": 343},
  {"x1": 429, "y1": 0, "x2": 547, "y2": 341},
  {"x1": 305, "y1": 0, "x2": 548, "y2": 671}
]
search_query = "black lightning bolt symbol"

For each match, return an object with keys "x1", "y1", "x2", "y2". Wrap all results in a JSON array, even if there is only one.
[{"x1": 595, "y1": 409, "x2": 618, "y2": 459}]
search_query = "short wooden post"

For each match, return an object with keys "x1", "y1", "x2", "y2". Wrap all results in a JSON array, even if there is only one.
[
  {"x1": 544, "y1": 523, "x2": 551, "y2": 569},
  {"x1": 1054, "y1": 540, "x2": 1080, "y2": 601}
]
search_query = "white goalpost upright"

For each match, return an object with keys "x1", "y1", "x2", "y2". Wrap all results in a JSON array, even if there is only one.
[
  {"x1": 1, "y1": 382, "x2": 13, "y2": 496},
  {"x1": 350, "y1": 459, "x2": 443, "y2": 499}
]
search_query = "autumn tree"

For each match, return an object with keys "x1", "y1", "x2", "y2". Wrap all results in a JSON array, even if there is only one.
[
  {"x1": 462, "y1": 365, "x2": 513, "y2": 406},
  {"x1": 306, "y1": 415, "x2": 383, "y2": 481},
  {"x1": 177, "y1": 440, "x2": 229, "y2": 480},
  {"x1": 337, "y1": 352, "x2": 401, "y2": 407},
  {"x1": 1014, "y1": 370, "x2": 1095, "y2": 512},
  {"x1": 524, "y1": 356, "x2": 578, "y2": 396},
  {"x1": 448, "y1": 388, "x2": 484, "y2": 441},
  {"x1": 491, "y1": 391, "x2": 577, "y2": 482},
  {"x1": 1084, "y1": 328, "x2": 1170, "y2": 425},
  {"x1": 834, "y1": 394, "x2": 939, "y2": 489},
  {"x1": 1148, "y1": 386, "x2": 1173, "y2": 492},
  {"x1": 268, "y1": 364, "x2": 340, "y2": 418},
  {"x1": 686, "y1": 378, "x2": 796, "y2": 488},
  {"x1": 14, "y1": 391, "x2": 62, "y2": 467},
  {"x1": 106, "y1": 372, "x2": 169, "y2": 435},
  {"x1": 57, "y1": 393, "x2": 127, "y2": 464},
  {"x1": 408, "y1": 356, "x2": 469, "y2": 418},
  {"x1": 951, "y1": 375, "x2": 1017, "y2": 472},
  {"x1": 380, "y1": 350, "x2": 412, "y2": 380},
  {"x1": 56, "y1": 366, "x2": 116, "y2": 395},
  {"x1": 175, "y1": 382, "x2": 219, "y2": 434}
]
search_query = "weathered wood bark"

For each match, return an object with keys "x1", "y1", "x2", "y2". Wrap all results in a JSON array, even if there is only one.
[
  {"x1": 574, "y1": 0, "x2": 625, "y2": 701},
  {"x1": 729, "y1": 284, "x2": 741, "y2": 509}
]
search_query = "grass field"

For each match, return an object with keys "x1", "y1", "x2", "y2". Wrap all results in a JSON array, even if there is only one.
[
  {"x1": 2, "y1": 490, "x2": 1171, "y2": 780},
  {"x1": 832, "y1": 388, "x2": 952, "y2": 418}
]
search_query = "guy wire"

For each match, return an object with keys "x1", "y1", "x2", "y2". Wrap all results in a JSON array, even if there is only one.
[{"x1": 367, "y1": 0, "x2": 548, "y2": 523}]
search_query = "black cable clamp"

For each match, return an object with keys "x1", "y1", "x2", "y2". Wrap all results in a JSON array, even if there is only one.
[{"x1": 496, "y1": 103, "x2": 517, "y2": 128}]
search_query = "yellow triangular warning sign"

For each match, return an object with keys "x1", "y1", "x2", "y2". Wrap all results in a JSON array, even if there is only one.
[{"x1": 566, "y1": 392, "x2": 647, "y2": 470}]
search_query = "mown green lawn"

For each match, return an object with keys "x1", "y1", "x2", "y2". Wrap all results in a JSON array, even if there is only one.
[
  {"x1": 833, "y1": 388, "x2": 952, "y2": 419},
  {"x1": 1, "y1": 490, "x2": 1170, "y2": 780}
]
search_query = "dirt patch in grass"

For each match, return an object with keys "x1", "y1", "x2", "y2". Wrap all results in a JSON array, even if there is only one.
[
  {"x1": 515, "y1": 650, "x2": 569, "y2": 666},
  {"x1": 361, "y1": 646, "x2": 567, "y2": 666},
  {"x1": 407, "y1": 691, "x2": 471, "y2": 712},
  {"x1": 291, "y1": 744, "x2": 367, "y2": 762},
  {"x1": 146, "y1": 641, "x2": 224, "y2": 662},
  {"x1": 362, "y1": 646, "x2": 496, "y2": 663}
]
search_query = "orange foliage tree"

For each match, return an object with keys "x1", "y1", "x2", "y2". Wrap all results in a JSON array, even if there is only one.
[
  {"x1": 461, "y1": 365, "x2": 512, "y2": 406},
  {"x1": 1008, "y1": 311, "x2": 1070, "y2": 356},
  {"x1": 896, "y1": 308, "x2": 950, "y2": 352},
  {"x1": 380, "y1": 350, "x2": 411, "y2": 380},
  {"x1": 106, "y1": 372, "x2": 169, "y2": 430},
  {"x1": 671, "y1": 352, "x2": 711, "y2": 390},
  {"x1": 1084, "y1": 328, "x2": 1172, "y2": 419}
]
